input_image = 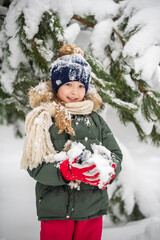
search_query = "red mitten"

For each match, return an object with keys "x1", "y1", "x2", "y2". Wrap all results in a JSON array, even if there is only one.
[
  {"x1": 101, "y1": 163, "x2": 116, "y2": 190},
  {"x1": 60, "y1": 157, "x2": 100, "y2": 186}
]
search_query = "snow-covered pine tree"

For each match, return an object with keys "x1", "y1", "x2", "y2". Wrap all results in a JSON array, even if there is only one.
[
  {"x1": 0, "y1": 4, "x2": 64, "y2": 135},
  {"x1": 0, "y1": 0, "x2": 160, "y2": 223},
  {"x1": 1, "y1": 0, "x2": 159, "y2": 144}
]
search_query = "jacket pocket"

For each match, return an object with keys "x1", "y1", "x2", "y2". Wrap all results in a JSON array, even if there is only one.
[
  {"x1": 37, "y1": 185, "x2": 69, "y2": 218},
  {"x1": 39, "y1": 186, "x2": 55, "y2": 204}
]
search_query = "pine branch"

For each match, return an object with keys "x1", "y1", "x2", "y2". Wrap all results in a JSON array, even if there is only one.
[
  {"x1": 31, "y1": 38, "x2": 49, "y2": 73},
  {"x1": 16, "y1": 10, "x2": 64, "y2": 74},
  {"x1": 86, "y1": 53, "x2": 139, "y2": 116},
  {"x1": 72, "y1": 14, "x2": 125, "y2": 46},
  {"x1": 72, "y1": 14, "x2": 156, "y2": 104},
  {"x1": 138, "y1": 83, "x2": 149, "y2": 94},
  {"x1": 150, "y1": 125, "x2": 160, "y2": 146},
  {"x1": 106, "y1": 45, "x2": 114, "y2": 64},
  {"x1": 31, "y1": 38, "x2": 47, "y2": 62},
  {"x1": 72, "y1": 14, "x2": 95, "y2": 28},
  {"x1": 112, "y1": 28, "x2": 125, "y2": 47}
]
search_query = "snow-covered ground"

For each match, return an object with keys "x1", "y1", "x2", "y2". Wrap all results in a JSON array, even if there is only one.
[
  {"x1": 0, "y1": 108, "x2": 160, "y2": 240},
  {"x1": 102, "y1": 217, "x2": 160, "y2": 240}
]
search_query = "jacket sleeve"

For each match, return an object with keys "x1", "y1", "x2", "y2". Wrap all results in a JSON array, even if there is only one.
[
  {"x1": 98, "y1": 114, "x2": 123, "y2": 180},
  {"x1": 27, "y1": 162, "x2": 69, "y2": 186}
]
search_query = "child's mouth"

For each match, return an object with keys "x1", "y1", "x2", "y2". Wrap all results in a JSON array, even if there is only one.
[{"x1": 67, "y1": 97, "x2": 78, "y2": 102}]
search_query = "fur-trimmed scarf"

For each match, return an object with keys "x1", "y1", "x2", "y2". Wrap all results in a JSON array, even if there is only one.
[{"x1": 21, "y1": 81, "x2": 102, "y2": 170}]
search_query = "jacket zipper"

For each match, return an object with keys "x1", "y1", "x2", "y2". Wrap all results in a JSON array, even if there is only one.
[{"x1": 39, "y1": 186, "x2": 55, "y2": 204}]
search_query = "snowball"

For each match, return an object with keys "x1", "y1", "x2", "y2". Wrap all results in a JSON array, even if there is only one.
[
  {"x1": 67, "y1": 142, "x2": 85, "y2": 162},
  {"x1": 54, "y1": 141, "x2": 85, "y2": 163},
  {"x1": 54, "y1": 151, "x2": 67, "y2": 162}
]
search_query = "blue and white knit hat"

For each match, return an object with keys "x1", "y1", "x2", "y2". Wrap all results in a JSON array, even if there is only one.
[{"x1": 51, "y1": 54, "x2": 91, "y2": 93}]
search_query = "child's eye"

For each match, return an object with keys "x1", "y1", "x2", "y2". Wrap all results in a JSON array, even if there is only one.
[
  {"x1": 79, "y1": 84, "x2": 85, "y2": 88},
  {"x1": 65, "y1": 83, "x2": 72, "y2": 87}
]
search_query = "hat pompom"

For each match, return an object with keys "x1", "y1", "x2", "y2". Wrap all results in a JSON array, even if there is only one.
[{"x1": 57, "y1": 44, "x2": 84, "y2": 58}]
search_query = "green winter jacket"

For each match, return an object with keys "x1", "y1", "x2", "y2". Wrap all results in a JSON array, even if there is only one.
[{"x1": 28, "y1": 111, "x2": 123, "y2": 221}]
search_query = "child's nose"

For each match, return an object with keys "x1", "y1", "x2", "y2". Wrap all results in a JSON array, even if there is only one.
[{"x1": 71, "y1": 87, "x2": 78, "y2": 94}]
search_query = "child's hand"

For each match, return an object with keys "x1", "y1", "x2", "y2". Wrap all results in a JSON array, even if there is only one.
[{"x1": 60, "y1": 157, "x2": 100, "y2": 186}]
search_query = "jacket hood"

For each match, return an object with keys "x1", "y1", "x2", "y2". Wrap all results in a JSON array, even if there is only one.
[{"x1": 28, "y1": 80, "x2": 103, "y2": 112}]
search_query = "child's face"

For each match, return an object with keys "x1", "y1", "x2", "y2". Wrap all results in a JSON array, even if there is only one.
[{"x1": 57, "y1": 81, "x2": 86, "y2": 103}]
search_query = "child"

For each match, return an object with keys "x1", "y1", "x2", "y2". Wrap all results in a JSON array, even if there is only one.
[{"x1": 21, "y1": 44, "x2": 123, "y2": 240}]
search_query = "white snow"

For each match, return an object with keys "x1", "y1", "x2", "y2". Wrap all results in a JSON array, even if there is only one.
[
  {"x1": 66, "y1": 142, "x2": 85, "y2": 162},
  {"x1": 64, "y1": 23, "x2": 81, "y2": 43},
  {"x1": 119, "y1": 0, "x2": 160, "y2": 89},
  {"x1": 91, "y1": 19, "x2": 113, "y2": 61},
  {"x1": 123, "y1": 5, "x2": 160, "y2": 56},
  {"x1": 134, "y1": 46, "x2": 160, "y2": 86},
  {"x1": 102, "y1": 217, "x2": 160, "y2": 240},
  {"x1": 53, "y1": 151, "x2": 67, "y2": 162},
  {"x1": 112, "y1": 98, "x2": 138, "y2": 111},
  {"x1": 23, "y1": 0, "x2": 53, "y2": 40},
  {"x1": 102, "y1": 107, "x2": 160, "y2": 219},
  {"x1": 85, "y1": 144, "x2": 115, "y2": 188},
  {"x1": 54, "y1": 141, "x2": 85, "y2": 163},
  {"x1": 56, "y1": 79, "x2": 62, "y2": 85},
  {"x1": 34, "y1": 38, "x2": 53, "y2": 62},
  {"x1": 85, "y1": 137, "x2": 88, "y2": 142},
  {"x1": 72, "y1": 0, "x2": 119, "y2": 22},
  {"x1": 7, "y1": 38, "x2": 26, "y2": 68}
]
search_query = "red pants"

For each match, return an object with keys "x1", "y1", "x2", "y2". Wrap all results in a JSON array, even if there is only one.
[{"x1": 40, "y1": 217, "x2": 102, "y2": 240}]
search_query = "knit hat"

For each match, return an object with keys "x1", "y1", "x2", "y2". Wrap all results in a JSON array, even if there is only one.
[{"x1": 51, "y1": 54, "x2": 91, "y2": 93}]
